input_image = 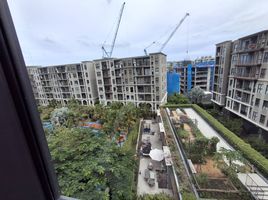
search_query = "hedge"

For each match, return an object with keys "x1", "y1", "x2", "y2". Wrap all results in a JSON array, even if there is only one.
[
  {"x1": 161, "y1": 104, "x2": 193, "y2": 108},
  {"x1": 164, "y1": 103, "x2": 268, "y2": 178}
]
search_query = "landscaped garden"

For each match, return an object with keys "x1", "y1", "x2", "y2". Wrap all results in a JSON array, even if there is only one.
[
  {"x1": 166, "y1": 106, "x2": 253, "y2": 199},
  {"x1": 38, "y1": 99, "x2": 152, "y2": 200}
]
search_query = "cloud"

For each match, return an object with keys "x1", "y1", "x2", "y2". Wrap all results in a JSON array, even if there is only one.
[{"x1": 7, "y1": 0, "x2": 268, "y2": 65}]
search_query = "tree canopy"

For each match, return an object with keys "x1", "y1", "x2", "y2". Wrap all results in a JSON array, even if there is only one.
[{"x1": 48, "y1": 127, "x2": 135, "y2": 200}]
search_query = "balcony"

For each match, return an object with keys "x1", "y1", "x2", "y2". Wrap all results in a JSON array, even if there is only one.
[{"x1": 237, "y1": 44, "x2": 264, "y2": 53}]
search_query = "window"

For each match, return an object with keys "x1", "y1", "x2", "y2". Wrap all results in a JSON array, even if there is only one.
[
  {"x1": 266, "y1": 85, "x2": 268, "y2": 94},
  {"x1": 257, "y1": 84, "x2": 263, "y2": 93},
  {"x1": 255, "y1": 98, "x2": 260, "y2": 107},
  {"x1": 263, "y1": 52, "x2": 268, "y2": 63},
  {"x1": 260, "y1": 69, "x2": 266, "y2": 78},
  {"x1": 85, "y1": 72, "x2": 88, "y2": 78},
  {"x1": 98, "y1": 80, "x2": 102, "y2": 84},
  {"x1": 130, "y1": 87, "x2": 133, "y2": 92},
  {"x1": 252, "y1": 111, "x2": 258, "y2": 120},
  {"x1": 263, "y1": 100, "x2": 268, "y2": 110},
  {"x1": 260, "y1": 115, "x2": 265, "y2": 124},
  {"x1": 97, "y1": 72, "x2": 101, "y2": 76},
  {"x1": 87, "y1": 80, "x2": 89, "y2": 84}
]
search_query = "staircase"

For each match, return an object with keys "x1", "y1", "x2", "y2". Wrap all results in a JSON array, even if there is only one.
[{"x1": 238, "y1": 173, "x2": 268, "y2": 200}]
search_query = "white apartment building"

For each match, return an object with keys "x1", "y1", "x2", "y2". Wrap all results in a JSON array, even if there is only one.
[
  {"x1": 225, "y1": 30, "x2": 268, "y2": 131},
  {"x1": 27, "y1": 62, "x2": 98, "y2": 106},
  {"x1": 93, "y1": 53, "x2": 167, "y2": 111},
  {"x1": 212, "y1": 30, "x2": 268, "y2": 131},
  {"x1": 212, "y1": 41, "x2": 233, "y2": 106}
]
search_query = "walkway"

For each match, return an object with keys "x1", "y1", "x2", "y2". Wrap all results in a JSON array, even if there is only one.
[{"x1": 184, "y1": 108, "x2": 268, "y2": 200}]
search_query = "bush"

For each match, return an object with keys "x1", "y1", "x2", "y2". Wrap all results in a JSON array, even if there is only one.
[
  {"x1": 167, "y1": 93, "x2": 190, "y2": 104},
  {"x1": 192, "y1": 104, "x2": 268, "y2": 178}
]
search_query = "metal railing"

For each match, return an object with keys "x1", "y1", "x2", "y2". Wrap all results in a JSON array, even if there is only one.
[{"x1": 245, "y1": 174, "x2": 265, "y2": 200}]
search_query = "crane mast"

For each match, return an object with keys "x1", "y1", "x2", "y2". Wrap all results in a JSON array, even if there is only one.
[
  {"x1": 159, "y1": 13, "x2": 189, "y2": 52},
  {"x1": 102, "y1": 2, "x2": 125, "y2": 58}
]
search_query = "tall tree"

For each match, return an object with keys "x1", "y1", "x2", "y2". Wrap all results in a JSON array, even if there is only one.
[
  {"x1": 48, "y1": 127, "x2": 135, "y2": 200},
  {"x1": 189, "y1": 86, "x2": 205, "y2": 104}
]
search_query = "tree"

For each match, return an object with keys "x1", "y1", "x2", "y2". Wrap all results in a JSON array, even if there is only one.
[
  {"x1": 117, "y1": 103, "x2": 138, "y2": 134},
  {"x1": 48, "y1": 127, "x2": 135, "y2": 200},
  {"x1": 138, "y1": 103, "x2": 152, "y2": 118},
  {"x1": 208, "y1": 136, "x2": 220, "y2": 155},
  {"x1": 189, "y1": 86, "x2": 205, "y2": 104},
  {"x1": 50, "y1": 107, "x2": 69, "y2": 126},
  {"x1": 167, "y1": 93, "x2": 190, "y2": 104},
  {"x1": 213, "y1": 147, "x2": 245, "y2": 171}
]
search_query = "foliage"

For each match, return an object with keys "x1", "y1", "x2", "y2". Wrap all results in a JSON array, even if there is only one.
[
  {"x1": 122, "y1": 121, "x2": 139, "y2": 153},
  {"x1": 138, "y1": 103, "x2": 153, "y2": 119},
  {"x1": 48, "y1": 99, "x2": 59, "y2": 109},
  {"x1": 246, "y1": 136, "x2": 268, "y2": 159},
  {"x1": 167, "y1": 93, "x2": 190, "y2": 104},
  {"x1": 137, "y1": 193, "x2": 173, "y2": 200},
  {"x1": 206, "y1": 108, "x2": 243, "y2": 135},
  {"x1": 39, "y1": 106, "x2": 54, "y2": 121},
  {"x1": 213, "y1": 147, "x2": 245, "y2": 171},
  {"x1": 181, "y1": 192, "x2": 196, "y2": 200},
  {"x1": 196, "y1": 173, "x2": 208, "y2": 188},
  {"x1": 187, "y1": 120, "x2": 203, "y2": 139},
  {"x1": 208, "y1": 136, "x2": 219, "y2": 155},
  {"x1": 51, "y1": 107, "x2": 69, "y2": 126},
  {"x1": 178, "y1": 129, "x2": 189, "y2": 139},
  {"x1": 188, "y1": 87, "x2": 205, "y2": 104},
  {"x1": 48, "y1": 127, "x2": 135, "y2": 200},
  {"x1": 192, "y1": 104, "x2": 268, "y2": 178},
  {"x1": 189, "y1": 137, "x2": 209, "y2": 164}
]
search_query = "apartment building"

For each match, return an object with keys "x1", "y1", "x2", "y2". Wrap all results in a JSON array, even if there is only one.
[
  {"x1": 224, "y1": 30, "x2": 268, "y2": 131},
  {"x1": 27, "y1": 61, "x2": 98, "y2": 106},
  {"x1": 171, "y1": 57, "x2": 215, "y2": 94},
  {"x1": 93, "y1": 53, "x2": 167, "y2": 111},
  {"x1": 212, "y1": 41, "x2": 233, "y2": 106}
]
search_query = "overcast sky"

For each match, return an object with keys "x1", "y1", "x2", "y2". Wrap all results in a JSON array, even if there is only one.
[{"x1": 7, "y1": 0, "x2": 268, "y2": 66}]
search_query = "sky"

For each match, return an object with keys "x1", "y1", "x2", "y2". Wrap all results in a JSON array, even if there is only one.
[{"x1": 7, "y1": 0, "x2": 268, "y2": 66}]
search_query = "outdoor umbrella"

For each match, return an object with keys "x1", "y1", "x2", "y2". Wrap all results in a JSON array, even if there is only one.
[{"x1": 149, "y1": 148, "x2": 164, "y2": 161}]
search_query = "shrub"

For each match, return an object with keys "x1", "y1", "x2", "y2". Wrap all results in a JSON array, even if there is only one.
[{"x1": 192, "y1": 104, "x2": 268, "y2": 178}]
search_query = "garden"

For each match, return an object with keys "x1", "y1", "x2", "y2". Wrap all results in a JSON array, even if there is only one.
[
  {"x1": 168, "y1": 107, "x2": 253, "y2": 199},
  {"x1": 38, "y1": 99, "x2": 152, "y2": 200}
]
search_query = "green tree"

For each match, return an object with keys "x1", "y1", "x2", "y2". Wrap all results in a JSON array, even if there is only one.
[
  {"x1": 167, "y1": 93, "x2": 190, "y2": 104},
  {"x1": 189, "y1": 87, "x2": 205, "y2": 104},
  {"x1": 213, "y1": 147, "x2": 245, "y2": 171},
  {"x1": 138, "y1": 103, "x2": 152, "y2": 118},
  {"x1": 48, "y1": 127, "x2": 135, "y2": 200}
]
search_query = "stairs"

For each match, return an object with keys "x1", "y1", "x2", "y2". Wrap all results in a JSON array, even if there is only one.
[{"x1": 238, "y1": 173, "x2": 268, "y2": 200}]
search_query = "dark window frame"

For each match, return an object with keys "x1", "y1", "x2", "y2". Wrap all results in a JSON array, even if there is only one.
[{"x1": 0, "y1": 1, "x2": 67, "y2": 199}]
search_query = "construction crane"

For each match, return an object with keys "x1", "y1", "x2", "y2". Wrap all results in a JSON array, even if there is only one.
[
  {"x1": 102, "y1": 2, "x2": 126, "y2": 58},
  {"x1": 159, "y1": 13, "x2": 189, "y2": 52},
  {"x1": 144, "y1": 41, "x2": 156, "y2": 56}
]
